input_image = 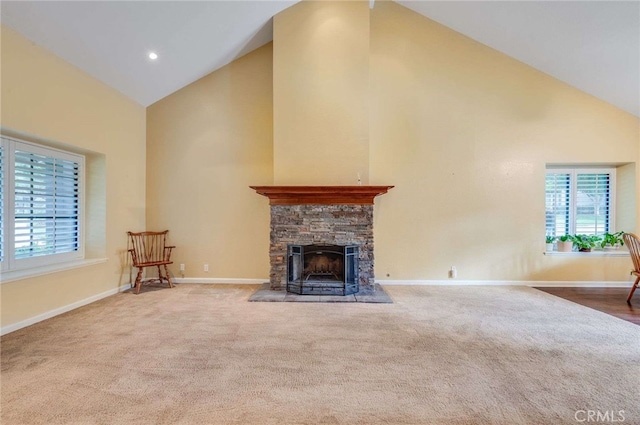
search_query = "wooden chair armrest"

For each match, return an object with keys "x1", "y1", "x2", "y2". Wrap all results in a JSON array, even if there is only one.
[
  {"x1": 164, "y1": 246, "x2": 175, "y2": 262},
  {"x1": 128, "y1": 248, "x2": 138, "y2": 265}
]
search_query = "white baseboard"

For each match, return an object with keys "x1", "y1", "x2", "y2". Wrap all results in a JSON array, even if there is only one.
[
  {"x1": 376, "y1": 279, "x2": 632, "y2": 288},
  {"x1": 173, "y1": 277, "x2": 632, "y2": 288},
  {"x1": 176, "y1": 277, "x2": 631, "y2": 288},
  {"x1": 172, "y1": 277, "x2": 267, "y2": 284},
  {"x1": 521, "y1": 281, "x2": 631, "y2": 288},
  {"x1": 1, "y1": 283, "x2": 132, "y2": 336}
]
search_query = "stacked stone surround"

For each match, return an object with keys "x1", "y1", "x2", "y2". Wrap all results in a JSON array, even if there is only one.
[{"x1": 270, "y1": 204, "x2": 375, "y2": 294}]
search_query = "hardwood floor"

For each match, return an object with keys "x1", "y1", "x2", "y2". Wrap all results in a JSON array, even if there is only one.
[{"x1": 535, "y1": 287, "x2": 640, "y2": 325}]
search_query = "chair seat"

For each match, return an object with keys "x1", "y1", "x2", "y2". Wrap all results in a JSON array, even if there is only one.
[{"x1": 135, "y1": 260, "x2": 173, "y2": 267}]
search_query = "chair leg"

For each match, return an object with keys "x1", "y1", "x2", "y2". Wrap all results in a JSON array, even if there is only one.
[
  {"x1": 157, "y1": 266, "x2": 164, "y2": 285},
  {"x1": 134, "y1": 267, "x2": 144, "y2": 294},
  {"x1": 164, "y1": 264, "x2": 173, "y2": 288},
  {"x1": 627, "y1": 276, "x2": 640, "y2": 303}
]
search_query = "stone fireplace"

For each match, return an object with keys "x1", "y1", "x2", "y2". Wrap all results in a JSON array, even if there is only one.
[{"x1": 250, "y1": 186, "x2": 393, "y2": 295}]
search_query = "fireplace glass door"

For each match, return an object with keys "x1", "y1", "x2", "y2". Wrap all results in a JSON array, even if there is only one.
[{"x1": 287, "y1": 244, "x2": 358, "y2": 295}]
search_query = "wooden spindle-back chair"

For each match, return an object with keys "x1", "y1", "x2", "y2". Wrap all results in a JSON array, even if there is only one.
[
  {"x1": 622, "y1": 233, "x2": 640, "y2": 303},
  {"x1": 127, "y1": 230, "x2": 175, "y2": 294}
]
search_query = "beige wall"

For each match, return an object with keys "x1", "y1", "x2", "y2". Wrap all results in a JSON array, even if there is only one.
[
  {"x1": 369, "y1": 1, "x2": 639, "y2": 282},
  {"x1": 0, "y1": 26, "x2": 146, "y2": 328},
  {"x1": 273, "y1": 0, "x2": 370, "y2": 185},
  {"x1": 146, "y1": 44, "x2": 273, "y2": 280},
  {"x1": 147, "y1": 1, "x2": 637, "y2": 284}
]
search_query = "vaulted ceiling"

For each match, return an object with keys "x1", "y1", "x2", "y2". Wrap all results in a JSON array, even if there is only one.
[{"x1": 2, "y1": 1, "x2": 638, "y2": 116}]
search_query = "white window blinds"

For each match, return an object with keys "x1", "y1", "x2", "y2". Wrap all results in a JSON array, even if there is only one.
[
  {"x1": 14, "y1": 149, "x2": 80, "y2": 259},
  {"x1": 1, "y1": 135, "x2": 84, "y2": 271},
  {"x1": 545, "y1": 173, "x2": 570, "y2": 237},
  {"x1": 575, "y1": 173, "x2": 611, "y2": 235},
  {"x1": 545, "y1": 168, "x2": 614, "y2": 237}
]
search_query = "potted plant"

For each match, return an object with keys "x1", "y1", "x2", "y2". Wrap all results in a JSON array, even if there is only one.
[
  {"x1": 545, "y1": 235, "x2": 555, "y2": 252},
  {"x1": 573, "y1": 234, "x2": 602, "y2": 252},
  {"x1": 557, "y1": 235, "x2": 574, "y2": 252},
  {"x1": 600, "y1": 231, "x2": 625, "y2": 251}
]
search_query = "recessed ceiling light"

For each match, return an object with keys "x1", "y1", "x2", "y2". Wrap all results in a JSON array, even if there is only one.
[{"x1": 148, "y1": 52, "x2": 158, "y2": 60}]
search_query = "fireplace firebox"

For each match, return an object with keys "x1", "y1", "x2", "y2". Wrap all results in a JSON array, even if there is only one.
[{"x1": 287, "y1": 244, "x2": 359, "y2": 295}]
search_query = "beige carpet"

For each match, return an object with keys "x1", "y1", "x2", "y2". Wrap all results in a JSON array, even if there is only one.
[{"x1": 1, "y1": 284, "x2": 639, "y2": 425}]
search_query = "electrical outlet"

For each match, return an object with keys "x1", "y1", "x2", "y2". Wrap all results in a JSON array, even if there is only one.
[
  {"x1": 179, "y1": 264, "x2": 185, "y2": 271},
  {"x1": 204, "y1": 264, "x2": 209, "y2": 272},
  {"x1": 449, "y1": 266, "x2": 457, "y2": 279}
]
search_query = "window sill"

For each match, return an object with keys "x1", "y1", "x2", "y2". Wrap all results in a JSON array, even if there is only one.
[
  {"x1": 544, "y1": 251, "x2": 629, "y2": 257},
  {"x1": 0, "y1": 258, "x2": 108, "y2": 284}
]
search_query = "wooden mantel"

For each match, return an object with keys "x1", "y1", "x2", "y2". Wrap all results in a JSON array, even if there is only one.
[{"x1": 249, "y1": 186, "x2": 394, "y2": 205}]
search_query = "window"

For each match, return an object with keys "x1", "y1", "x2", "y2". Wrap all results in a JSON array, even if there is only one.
[
  {"x1": 545, "y1": 168, "x2": 614, "y2": 237},
  {"x1": 1, "y1": 136, "x2": 84, "y2": 272}
]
